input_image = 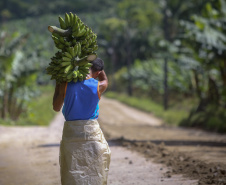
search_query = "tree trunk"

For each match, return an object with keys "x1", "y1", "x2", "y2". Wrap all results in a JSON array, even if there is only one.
[
  {"x1": 195, "y1": 74, "x2": 219, "y2": 112},
  {"x1": 1, "y1": 94, "x2": 4, "y2": 118},
  {"x1": 163, "y1": 58, "x2": 168, "y2": 110},
  {"x1": 207, "y1": 76, "x2": 219, "y2": 106},
  {"x1": 127, "y1": 52, "x2": 132, "y2": 96},
  {"x1": 219, "y1": 60, "x2": 226, "y2": 86},
  {"x1": 11, "y1": 98, "x2": 17, "y2": 120},
  {"x1": 193, "y1": 69, "x2": 202, "y2": 99},
  {"x1": 8, "y1": 86, "x2": 14, "y2": 115},
  {"x1": 126, "y1": 30, "x2": 133, "y2": 96},
  {"x1": 163, "y1": 6, "x2": 170, "y2": 110},
  {"x1": 2, "y1": 85, "x2": 8, "y2": 119},
  {"x1": 14, "y1": 99, "x2": 24, "y2": 120},
  {"x1": 219, "y1": 60, "x2": 226, "y2": 107},
  {"x1": 111, "y1": 48, "x2": 117, "y2": 91}
]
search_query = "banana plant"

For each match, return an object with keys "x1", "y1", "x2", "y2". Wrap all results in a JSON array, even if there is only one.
[
  {"x1": 0, "y1": 31, "x2": 38, "y2": 120},
  {"x1": 179, "y1": 0, "x2": 226, "y2": 108}
]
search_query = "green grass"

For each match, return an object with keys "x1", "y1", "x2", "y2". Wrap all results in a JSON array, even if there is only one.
[
  {"x1": 0, "y1": 85, "x2": 56, "y2": 126},
  {"x1": 104, "y1": 91, "x2": 191, "y2": 126}
]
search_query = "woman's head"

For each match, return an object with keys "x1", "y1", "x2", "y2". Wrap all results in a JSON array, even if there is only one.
[{"x1": 91, "y1": 58, "x2": 104, "y2": 72}]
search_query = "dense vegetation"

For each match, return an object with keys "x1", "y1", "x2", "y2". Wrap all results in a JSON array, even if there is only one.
[{"x1": 0, "y1": 0, "x2": 225, "y2": 132}]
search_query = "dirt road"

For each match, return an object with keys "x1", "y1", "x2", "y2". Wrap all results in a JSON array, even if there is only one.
[
  {"x1": 99, "y1": 97, "x2": 226, "y2": 184},
  {"x1": 0, "y1": 97, "x2": 225, "y2": 184}
]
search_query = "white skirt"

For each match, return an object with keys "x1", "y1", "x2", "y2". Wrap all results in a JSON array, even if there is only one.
[{"x1": 59, "y1": 119, "x2": 111, "y2": 185}]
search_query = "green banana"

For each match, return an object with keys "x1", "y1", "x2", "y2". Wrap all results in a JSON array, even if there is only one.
[
  {"x1": 64, "y1": 64, "x2": 73, "y2": 73},
  {"x1": 61, "y1": 61, "x2": 71, "y2": 67},
  {"x1": 92, "y1": 34, "x2": 97, "y2": 41},
  {"x1": 77, "y1": 42, "x2": 81, "y2": 56},
  {"x1": 74, "y1": 44, "x2": 78, "y2": 56},
  {"x1": 59, "y1": 37, "x2": 65, "y2": 44},
  {"x1": 52, "y1": 32, "x2": 60, "y2": 38},
  {"x1": 72, "y1": 22, "x2": 79, "y2": 32},
  {"x1": 64, "y1": 52, "x2": 72, "y2": 59},
  {"x1": 85, "y1": 40, "x2": 90, "y2": 48},
  {"x1": 84, "y1": 66, "x2": 91, "y2": 71},
  {"x1": 76, "y1": 71, "x2": 80, "y2": 78},
  {"x1": 68, "y1": 47, "x2": 74, "y2": 57},
  {"x1": 77, "y1": 18, "x2": 82, "y2": 25},
  {"x1": 61, "y1": 73, "x2": 67, "y2": 78},
  {"x1": 90, "y1": 41, "x2": 97, "y2": 47},
  {"x1": 54, "y1": 41, "x2": 58, "y2": 46},
  {"x1": 67, "y1": 71, "x2": 73, "y2": 80},
  {"x1": 74, "y1": 14, "x2": 78, "y2": 23},
  {"x1": 55, "y1": 51, "x2": 62, "y2": 58},
  {"x1": 52, "y1": 35, "x2": 59, "y2": 43},
  {"x1": 69, "y1": 12, "x2": 74, "y2": 27},
  {"x1": 65, "y1": 13, "x2": 70, "y2": 27},
  {"x1": 81, "y1": 39, "x2": 87, "y2": 45},
  {"x1": 73, "y1": 70, "x2": 78, "y2": 78},
  {"x1": 65, "y1": 41, "x2": 71, "y2": 47},
  {"x1": 59, "y1": 16, "x2": 66, "y2": 29},
  {"x1": 78, "y1": 72, "x2": 83, "y2": 81},
  {"x1": 52, "y1": 70, "x2": 58, "y2": 75},
  {"x1": 87, "y1": 38, "x2": 92, "y2": 46},
  {"x1": 77, "y1": 28, "x2": 86, "y2": 37},
  {"x1": 79, "y1": 65, "x2": 89, "y2": 71},
  {"x1": 84, "y1": 48, "x2": 93, "y2": 53},
  {"x1": 54, "y1": 65, "x2": 61, "y2": 71},
  {"x1": 72, "y1": 39, "x2": 77, "y2": 45},
  {"x1": 55, "y1": 43, "x2": 64, "y2": 50},
  {"x1": 72, "y1": 27, "x2": 80, "y2": 37},
  {"x1": 71, "y1": 47, "x2": 75, "y2": 57},
  {"x1": 79, "y1": 24, "x2": 85, "y2": 31},
  {"x1": 62, "y1": 56, "x2": 71, "y2": 62},
  {"x1": 59, "y1": 68, "x2": 65, "y2": 74},
  {"x1": 85, "y1": 63, "x2": 93, "y2": 68},
  {"x1": 79, "y1": 69, "x2": 89, "y2": 76},
  {"x1": 92, "y1": 45, "x2": 98, "y2": 51}
]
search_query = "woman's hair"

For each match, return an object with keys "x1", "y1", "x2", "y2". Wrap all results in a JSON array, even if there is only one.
[{"x1": 91, "y1": 58, "x2": 104, "y2": 72}]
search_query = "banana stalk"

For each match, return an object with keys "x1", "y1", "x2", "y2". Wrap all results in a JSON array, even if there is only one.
[
  {"x1": 75, "y1": 54, "x2": 97, "y2": 66},
  {"x1": 48, "y1": 26, "x2": 72, "y2": 37}
]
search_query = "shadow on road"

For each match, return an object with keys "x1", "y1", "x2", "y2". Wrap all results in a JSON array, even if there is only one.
[{"x1": 37, "y1": 137, "x2": 226, "y2": 148}]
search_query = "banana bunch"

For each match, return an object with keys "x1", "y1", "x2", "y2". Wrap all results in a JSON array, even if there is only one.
[{"x1": 46, "y1": 12, "x2": 99, "y2": 83}]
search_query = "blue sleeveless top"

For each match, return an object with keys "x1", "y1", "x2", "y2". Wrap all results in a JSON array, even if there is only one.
[{"x1": 62, "y1": 78, "x2": 100, "y2": 121}]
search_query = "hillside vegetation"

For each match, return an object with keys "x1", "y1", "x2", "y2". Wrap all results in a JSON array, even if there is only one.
[{"x1": 0, "y1": 0, "x2": 225, "y2": 132}]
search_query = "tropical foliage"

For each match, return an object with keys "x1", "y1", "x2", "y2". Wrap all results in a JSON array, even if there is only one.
[
  {"x1": 0, "y1": 0, "x2": 225, "y2": 131},
  {"x1": 0, "y1": 31, "x2": 39, "y2": 120}
]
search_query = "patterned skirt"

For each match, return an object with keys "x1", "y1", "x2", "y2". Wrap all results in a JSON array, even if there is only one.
[{"x1": 59, "y1": 119, "x2": 111, "y2": 185}]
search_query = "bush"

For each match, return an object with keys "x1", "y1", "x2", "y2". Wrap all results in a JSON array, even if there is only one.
[
  {"x1": 180, "y1": 105, "x2": 226, "y2": 133},
  {"x1": 0, "y1": 85, "x2": 56, "y2": 126}
]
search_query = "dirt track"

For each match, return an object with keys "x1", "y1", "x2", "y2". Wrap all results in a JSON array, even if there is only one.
[
  {"x1": 99, "y1": 97, "x2": 226, "y2": 184},
  {"x1": 0, "y1": 97, "x2": 226, "y2": 184}
]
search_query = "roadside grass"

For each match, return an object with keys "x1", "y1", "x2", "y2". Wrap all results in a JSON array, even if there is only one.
[
  {"x1": 0, "y1": 85, "x2": 56, "y2": 126},
  {"x1": 104, "y1": 91, "x2": 194, "y2": 126}
]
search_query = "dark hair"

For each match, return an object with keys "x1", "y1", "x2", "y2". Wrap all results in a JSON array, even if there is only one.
[{"x1": 91, "y1": 58, "x2": 104, "y2": 72}]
